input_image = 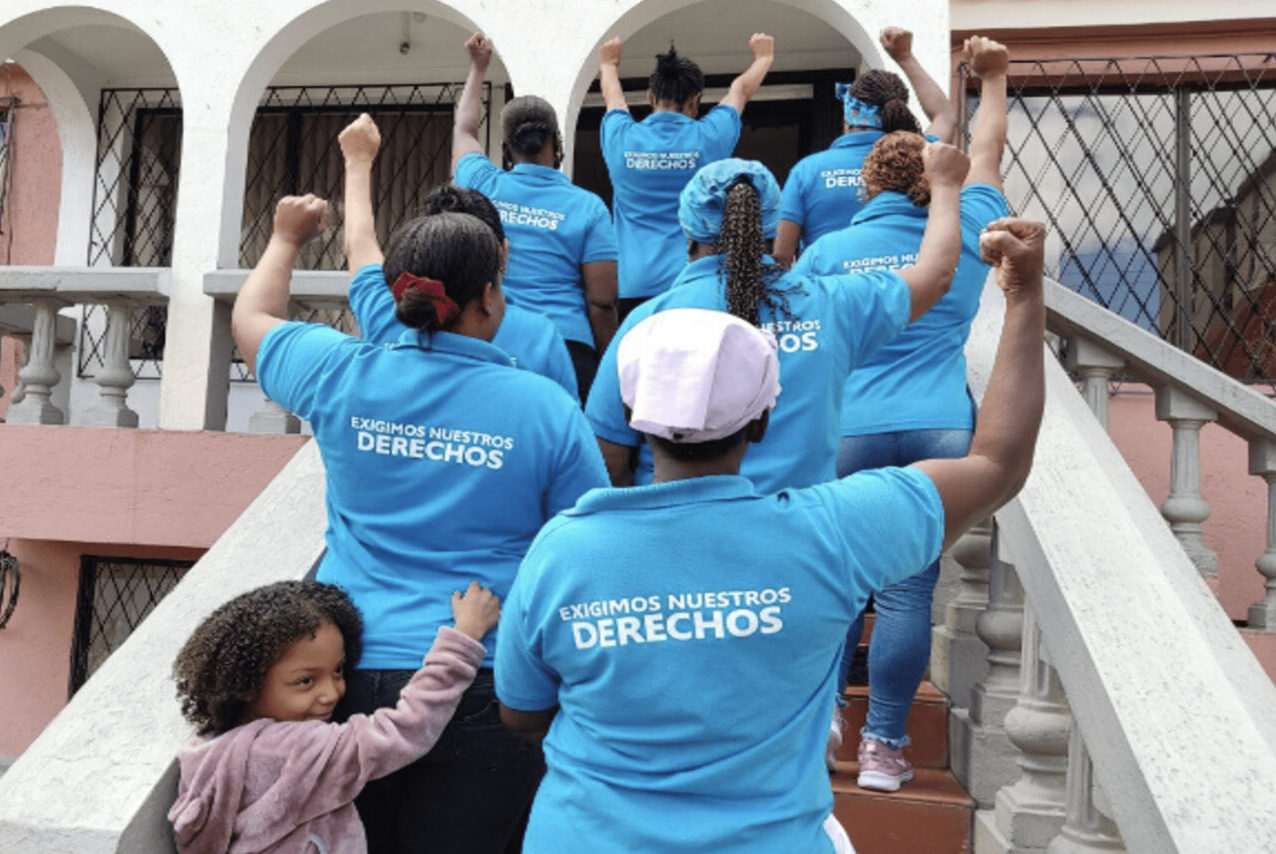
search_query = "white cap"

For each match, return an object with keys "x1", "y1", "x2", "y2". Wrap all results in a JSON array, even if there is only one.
[{"x1": 617, "y1": 308, "x2": 781, "y2": 442}]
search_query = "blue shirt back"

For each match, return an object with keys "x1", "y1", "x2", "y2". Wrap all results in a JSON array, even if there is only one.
[
  {"x1": 496, "y1": 469, "x2": 943, "y2": 854},
  {"x1": 584, "y1": 256, "x2": 910, "y2": 491},
  {"x1": 778, "y1": 131, "x2": 883, "y2": 250},
  {"x1": 453, "y1": 154, "x2": 618, "y2": 347},
  {"x1": 347, "y1": 263, "x2": 578, "y2": 402},
  {"x1": 256, "y1": 322, "x2": 607, "y2": 668},
  {"x1": 794, "y1": 184, "x2": 1010, "y2": 435},
  {"x1": 601, "y1": 105, "x2": 742, "y2": 299}
]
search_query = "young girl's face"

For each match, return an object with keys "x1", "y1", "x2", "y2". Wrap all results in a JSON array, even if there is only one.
[{"x1": 246, "y1": 621, "x2": 347, "y2": 724}]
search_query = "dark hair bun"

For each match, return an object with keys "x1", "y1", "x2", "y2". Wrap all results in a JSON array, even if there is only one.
[{"x1": 880, "y1": 98, "x2": 921, "y2": 134}]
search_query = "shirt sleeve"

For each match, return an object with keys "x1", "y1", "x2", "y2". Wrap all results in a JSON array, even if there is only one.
[
  {"x1": 453, "y1": 151, "x2": 501, "y2": 192},
  {"x1": 779, "y1": 163, "x2": 808, "y2": 227},
  {"x1": 347, "y1": 263, "x2": 403, "y2": 344},
  {"x1": 581, "y1": 197, "x2": 619, "y2": 264},
  {"x1": 826, "y1": 269, "x2": 911, "y2": 369},
  {"x1": 495, "y1": 547, "x2": 562, "y2": 711},
  {"x1": 960, "y1": 184, "x2": 1011, "y2": 234},
  {"x1": 813, "y1": 466, "x2": 944, "y2": 593},
  {"x1": 255, "y1": 322, "x2": 355, "y2": 422},
  {"x1": 700, "y1": 104, "x2": 743, "y2": 159},
  {"x1": 600, "y1": 109, "x2": 635, "y2": 171},
  {"x1": 584, "y1": 316, "x2": 642, "y2": 448},
  {"x1": 545, "y1": 406, "x2": 609, "y2": 517}
]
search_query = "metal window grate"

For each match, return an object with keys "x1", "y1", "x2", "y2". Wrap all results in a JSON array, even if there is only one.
[
  {"x1": 69, "y1": 556, "x2": 193, "y2": 694},
  {"x1": 80, "y1": 83, "x2": 487, "y2": 381},
  {"x1": 962, "y1": 53, "x2": 1276, "y2": 386},
  {"x1": 0, "y1": 96, "x2": 15, "y2": 259}
]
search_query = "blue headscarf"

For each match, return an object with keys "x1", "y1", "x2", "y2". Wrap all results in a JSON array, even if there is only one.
[
  {"x1": 835, "y1": 82, "x2": 882, "y2": 129},
  {"x1": 678, "y1": 158, "x2": 782, "y2": 243}
]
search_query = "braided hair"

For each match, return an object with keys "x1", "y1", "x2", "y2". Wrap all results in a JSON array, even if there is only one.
[
  {"x1": 847, "y1": 70, "x2": 920, "y2": 133},
  {"x1": 650, "y1": 44, "x2": 704, "y2": 108},
  {"x1": 718, "y1": 178, "x2": 796, "y2": 327},
  {"x1": 501, "y1": 95, "x2": 562, "y2": 166}
]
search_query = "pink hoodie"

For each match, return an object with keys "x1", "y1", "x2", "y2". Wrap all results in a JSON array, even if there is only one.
[{"x1": 168, "y1": 626, "x2": 485, "y2": 854}]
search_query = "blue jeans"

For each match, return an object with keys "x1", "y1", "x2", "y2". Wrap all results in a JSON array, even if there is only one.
[
  {"x1": 336, "y1": 668, "x2": 544, "y2": 854},
  {"x1": 836, "y1": 428, "x2": 973, "y2": 749}
]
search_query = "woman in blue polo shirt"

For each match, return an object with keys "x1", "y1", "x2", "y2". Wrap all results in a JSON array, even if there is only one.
[
  {"x1": 793, "y1": 36, "x2": 1011, "y2": 794},
  {"x1": 452, "y1": 33, "x2": 618, "y2": 400},
  {"x1": 584, "y1": 146, "x2": 970, "y2": 492},
  {"x1": 233, "y1": 193, "x2": 608, "y2": 854},
  {"x1": 597, "y1": 32, "x2": 773, "y2": 320},
  {"x1": 773, "y1": 27, "x2": 957, "y2": 267},
  {"x1": 339, "y1": 113, "x2": 579, "y2": 400}
]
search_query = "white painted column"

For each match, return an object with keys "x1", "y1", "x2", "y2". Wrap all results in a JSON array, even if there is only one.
[
  {"x1": 952, "y1": 525, "x2": 1024, "y2": 809},
  {"x1": 1064, "y1": 337, "x2": 1124, "y2": 431},
  {"x1": 83, "y1": 300, "x2": 139, "y2": 428},
  {"x1": 1154, "y1": 387, "x2": 1219, "y2": 578},
  {"x1": 932, "y1": 517, "x2": 991, "y2": 708},
  {"x1": 1247, "y1": 440, "x2": 1276, "y2": 630},
  {"x1": 1045, "y1": 729, "x2": 1125, "y2": 853},
  {"x1": 977, "y1": 605, "x2": 1070, "y2": 853},
  {"x1": 7, "y1": 300, "x2": 65, "y2": 425}
]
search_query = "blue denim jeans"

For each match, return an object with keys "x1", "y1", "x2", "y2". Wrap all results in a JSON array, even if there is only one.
[
  {"x1": 336, "y1": 668, "x2": 544, "y2": 854},
  {"x1": 836, "y1": 428, "x2": 973, "y2": 748}
]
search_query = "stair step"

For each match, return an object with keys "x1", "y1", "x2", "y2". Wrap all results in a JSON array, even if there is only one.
[
  {"x1": 831, "y1": 765, "x2": 974, "y2": 854},
  {"x1": 834, "y1": 682, "x2": 948, "y2": 769}
]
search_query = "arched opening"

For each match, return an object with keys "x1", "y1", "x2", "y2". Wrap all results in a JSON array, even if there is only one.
[{"x1": 572, "y1": 0, "x2": 864, "y2": 204}]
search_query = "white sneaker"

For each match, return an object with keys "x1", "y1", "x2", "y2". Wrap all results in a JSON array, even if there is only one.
[{"x1": 826, "y1": 708, "x2": 844, "y2": 772}]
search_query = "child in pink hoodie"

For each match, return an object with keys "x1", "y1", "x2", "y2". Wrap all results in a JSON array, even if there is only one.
[{"x1": 168, "y1": 579, "x2": 498, "y2": 854}]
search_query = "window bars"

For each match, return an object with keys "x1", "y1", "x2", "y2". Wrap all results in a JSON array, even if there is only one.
[
  {"x1": 0, "y1": 96, "x2": 15, "y2": 262},
  {"x1": 68, "y1": 555, "x2": 193, "y2": 694},
  {"x1": 80, "y1": 82, "x2": 489, "y2": 381},
  {"x1": 962, "y1": 53, "x2": 1276, "y2": 386}
]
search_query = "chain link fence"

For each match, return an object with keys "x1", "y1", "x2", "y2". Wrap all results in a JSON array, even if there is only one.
[
  {"x1": 80, "y1": 82, "x2": 488, "y2": 380},
  {"x1": 961, "y1": 53, "x2": 1276, "y2": 387}
]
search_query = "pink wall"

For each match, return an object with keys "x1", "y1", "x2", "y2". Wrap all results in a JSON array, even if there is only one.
[
  {"x1": 1, "y1": 62, "x2": 61, "y2": 266},
  {"x1": 0, "y1": 428, "x2": 308, "y2": 547},
  {"x1": 1107, "y1": 385, "x2": 1266, "y2": 621},
  {"x1": 0, "y1": 539, "x2": 205, "y2": 759}
]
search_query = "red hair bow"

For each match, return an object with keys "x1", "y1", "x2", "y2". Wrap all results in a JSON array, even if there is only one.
[{"x1": 391, "y1": 272, "x2": 461, "y2": 325}]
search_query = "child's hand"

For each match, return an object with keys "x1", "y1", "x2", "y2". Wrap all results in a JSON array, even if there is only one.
[
  {"x1": 339, "y1": 113, "x2": 381, "y2": 165},
  {"x1": 922, "y1": 141, "x2": 970, "y2": 189},
  {"x1": 964, "y1": 36, "x2": 1010, "y2": 79},
  {"x1": 879, "y1": 27, "x2": 913, "y2": 62},
  {"x1": 466, "y1": 32, "x2": 493, "y2": 72},
  {"x1": 598, "y1": 36, "x2": 622, "y2": 67},
  {"x1": 980, "y1": 218, "x2": 1046, "y2": 297},
  {"x1": 451, "y1": 581, "x2": 500, "y2": 641},
  {"x1": 748, "y1": 33, "x2": 774, "y2": 60},
  {"x1": 272, "y1": 194, "x2": 329, "y2": 247}
]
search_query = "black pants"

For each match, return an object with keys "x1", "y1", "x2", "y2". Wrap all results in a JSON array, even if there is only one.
[
  {"x1": 337, "y1": 668, "x2": 545, "y2": 854},
  {"x1": 565, "y1": 340, "x2": 599, "y2": 404},
  {"x1": 616, "y1": 296, "x2": 649, "y2": 326}
]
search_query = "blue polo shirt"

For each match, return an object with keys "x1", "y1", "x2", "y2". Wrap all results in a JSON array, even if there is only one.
[
  {"x1": 496, "y1": 468, "x2": 943, "y2": 854},
  {"x1": 256, "y1": 321, "x2": 607, "y2": 668},
  {"x1": 602, "y1": 105, "x2": 742, "y2": 300},
  {"x1": 584, "y1": 256, "x2": 910, "y2": 491},
  {"x1": 794, "y1": 184, "x2": 1010, "y2": 435},
  {"x1": 453, "y1": 154, "x2": 618, "y2": 347},
  {"x1": 347, "y1": 263, "x2": 578, "y2": 402},
  {"x1": 778, "y1": 130, "x2": 883, "y2": 249}
]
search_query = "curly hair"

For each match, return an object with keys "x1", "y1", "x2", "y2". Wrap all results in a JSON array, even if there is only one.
[
  {"x1": 717, "y1": 178, "x2": 795, "y2": 327},
  {"x1": 847, "y1": 70, "x2": 920, "y2": 134},
  {"x1": 173, "y1": 581, "x2": 364, "y2": 735},
  {"x1": 862, "y1": 131, "x2": 930, "y2": 207}
]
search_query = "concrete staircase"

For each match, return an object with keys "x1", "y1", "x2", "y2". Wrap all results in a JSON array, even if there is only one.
[{"x1": 831, "y1": 616, "x2": 975, "y2": 853}]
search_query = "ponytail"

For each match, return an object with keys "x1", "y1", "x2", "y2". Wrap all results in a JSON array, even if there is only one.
[
  {"x1": 844, "y1": 70, "x2": 920, "y2": 133},
  {"x1": 720, "y1": 179, "x2": 791, "y2": 327},
  {"x1": 384, "y1": 212, "x2": 501, "y2": 332}
]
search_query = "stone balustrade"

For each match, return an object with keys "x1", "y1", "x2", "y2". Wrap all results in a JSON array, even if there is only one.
[{"x1": 0, "y1": 267, "x2": 168, "y2": 428}]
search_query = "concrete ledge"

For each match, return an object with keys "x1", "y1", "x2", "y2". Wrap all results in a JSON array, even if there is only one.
[
  {"x1": 0, "y1": 266, "x2": 171, "y2": 302},
  {"x1": 0, "y1": 441, "x2": 328, "y2": 853},
  {"x1": 968, "y1": 282, "x2": 1276, "y2": 851},
  {"x1": 1045, "y1": 278, "x2": 1276, "y2": 441},
  {"x1": 204, "y1": 269, "x2": 352, "y2": 311}
]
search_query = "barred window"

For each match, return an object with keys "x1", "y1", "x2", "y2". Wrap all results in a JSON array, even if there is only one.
[
  {"x1": 69, "y1": 556, "x2": 193, "y2": 694},
  {"x1": 0, "y1": 96, "x2": 15, "y2": 255}
]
